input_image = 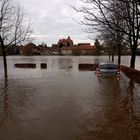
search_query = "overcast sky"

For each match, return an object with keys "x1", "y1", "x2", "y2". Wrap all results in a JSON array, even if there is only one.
[{"x1": 16, "y1": 0, "x2": 95, "y2": 46}]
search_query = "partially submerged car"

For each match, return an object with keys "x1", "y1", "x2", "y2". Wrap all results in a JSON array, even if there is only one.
[{"x1": 97, "y1": 63, "x2": 120, "y2": 80}]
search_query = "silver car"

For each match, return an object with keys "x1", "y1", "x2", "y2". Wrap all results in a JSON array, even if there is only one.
[{"x1": 97, "y1": 63, "x2": 120, "y2": 80}]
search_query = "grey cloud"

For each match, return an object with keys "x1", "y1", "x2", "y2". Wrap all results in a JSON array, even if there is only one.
[{"x1": 17, "y1": 0, "x2": 94, "y2": 46}]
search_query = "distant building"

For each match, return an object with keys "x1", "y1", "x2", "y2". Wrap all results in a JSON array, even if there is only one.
[
  {"x1": 7, "y1": 45, "x2": 21, "y2": 55},
  {"x1": 51, "y1": 36, "x2": 96, "y2": 55},
  {"x1": 20, "y1": 43, "x2": 36, "y2": 55},
  {"x1": 61, "y1": 44, "x2": 96, "y2": 55},
  {"x1": 58, "y1": 36, "x2": 73, "y2": 47},
  {"x1": 20, "y1": 43, "x2": 50, "y2": 55},
  {"x1": 52, "y1": 36, "x2": 96, "y2": 55},
  {"x1": 51, "y1": 44, "x2": 59, "y2": 54}
]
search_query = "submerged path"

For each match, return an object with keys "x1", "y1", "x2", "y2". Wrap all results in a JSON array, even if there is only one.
[{"x1": 0, "y1": 56, "x2": 140, "y2": 140}]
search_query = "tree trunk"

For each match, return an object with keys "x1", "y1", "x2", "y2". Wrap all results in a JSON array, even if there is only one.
[
  {"x1": 112, "y1": 47, "x2": 114, "y2": 62},
  {"x1": 109, "y1": 53, "x2": 111, "y2": 62},
  {"x1": 112, "y1": 53, "x2": 114, "y2": 62},
  {"x1": 118, "y1": 45, "x2": 121, "y2": 65},
  {"x1": 0, "y1": 36, "x2": 8, "y2": 78},
  {"x1": 130, "y1": 48, "x2": 136, "y2": 68},
  {"x1": 111, "y1": 45, "x2": 115, "y2": 62}
]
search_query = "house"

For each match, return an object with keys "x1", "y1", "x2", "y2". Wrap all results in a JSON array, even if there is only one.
[
  {"x1": 51, "y1": 44, "x2": 60, "y2": 55},
  {"x1": 20, "y1": 43, "x2": 50, "y2": 55},
  {"x1": 7, "y1": 45, "x2": 21, "y2": 55},
  {"x1": 51, "y1": 36, "x2": 74, "y2": 54},
  {"x1": 51, "y1": 36, "x2": 96, "y2": 55},
  {"x1": 58, "y1": 36, "x2": 73, "y2": 47},
  {"x1": 61, "y1": 44, "x2": 96, "y2": 55},
  {"x1": 20, "y1": 43, "x2": 36, "y2": 55}
]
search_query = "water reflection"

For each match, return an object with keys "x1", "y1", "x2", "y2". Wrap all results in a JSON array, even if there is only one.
[
  {"x1": 0, "y1": 56, "x2": 140, "y2": 140},
  {"x1": 78, "y1": 79, "x2": 140, "y2": 140},
  {"x1": 124, "y1": 80, "x2": 140, "y2": 140},
  {"x1": 58, "y1": 58, "x2": 73, "y2": 70},
  {"x1": 77, "y1": 79, "x2": 121, "y2": 139},
  {"x1": 127, "y1": 80, "x2": 135, "y2": 93},
  {"x1": 0, "y1": 78, "x2": 12, "y2": 127}
]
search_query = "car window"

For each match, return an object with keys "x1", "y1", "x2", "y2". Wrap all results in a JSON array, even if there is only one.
[{"x1": 100, "y1": 64, "x2": 117, "y2": 69}]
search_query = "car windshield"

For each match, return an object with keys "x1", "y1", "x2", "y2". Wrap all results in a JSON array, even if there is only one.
[{"x1": 100, "y1": 64, "x2": 117, "y2": 69}]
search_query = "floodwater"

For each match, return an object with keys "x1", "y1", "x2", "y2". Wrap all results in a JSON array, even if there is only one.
[{"x1": 0, "y1": 55, "x2": 140, "y2": 140}]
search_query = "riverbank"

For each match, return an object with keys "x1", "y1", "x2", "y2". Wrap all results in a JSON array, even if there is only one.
[{"x1": 121, "y1": 65, "x2": 140, "y2": 83}]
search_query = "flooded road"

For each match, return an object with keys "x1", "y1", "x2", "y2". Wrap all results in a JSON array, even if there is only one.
[{"x1": 0, "y1": 56, "x2": 140, "y2": 140}]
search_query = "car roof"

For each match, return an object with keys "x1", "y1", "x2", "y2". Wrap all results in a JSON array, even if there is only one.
[{"x1": 99, "y1": 62, "x2": 117, "y2": 65}]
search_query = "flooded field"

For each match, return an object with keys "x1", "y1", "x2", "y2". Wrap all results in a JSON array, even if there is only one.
[{"x1": 0, "y1": 55, "x2": 140, "y2": 140}]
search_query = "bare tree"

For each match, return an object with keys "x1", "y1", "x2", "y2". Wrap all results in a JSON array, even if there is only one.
[
  {"x1": 100, "y1": 24, "x2": 125, "y2": 64},
  {"x1": 94, "y1": 38, "x2": 102, "y2": 55},
  {"x1": 74, "y1": 0, "x2": 140, "y2": 68},
  {"x1": 0, "y1": 0, "x2": 31, "y2": 78},
  {"x1": 101, "y1": 30, "x2": 116, "y2": 62}
]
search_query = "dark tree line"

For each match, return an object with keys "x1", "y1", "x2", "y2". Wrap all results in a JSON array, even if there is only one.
[{"x1": 74, "y1": 0, "x2": 140, "y2": 68}]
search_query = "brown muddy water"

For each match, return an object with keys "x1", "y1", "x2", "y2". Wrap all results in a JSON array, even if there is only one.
[{"x1": 0, "y1": 56, "x2": 140, "y2": 140}]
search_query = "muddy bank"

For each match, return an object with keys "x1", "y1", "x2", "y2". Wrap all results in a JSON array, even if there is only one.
[{"x1": 121, "y1": 65, "x2": 140, "y2": 83}]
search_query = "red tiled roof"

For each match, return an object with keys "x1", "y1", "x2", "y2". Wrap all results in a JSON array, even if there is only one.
[{"x1": 58, "y1": 36, "x2": 73, "y2": 44}]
